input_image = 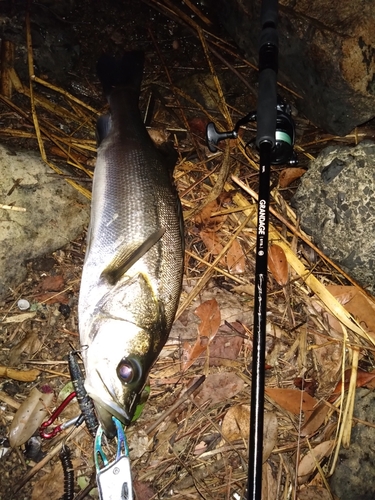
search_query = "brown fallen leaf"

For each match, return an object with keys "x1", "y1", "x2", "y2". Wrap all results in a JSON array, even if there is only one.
[
  {"x1": 221, "y1": 406, "x2": 277, "y2": 462},
  {"x1": 326, "y1": 285, "x2": 375, "y2": 340},
  {"x1": 297, "y1": 440, "x2": 335, "y2": 484},
  {"x1": 331, "y1": 367, "x2": 375, "y2": 397},
  {"x1": 9, "y1": 330, "x2": 42, "y2": 365},
  {"x1": 193, "y1": 332, "x2": 243, "y2": 366},
  {"x1": 194, "y1": 195, "x2": 229, "y2": 228},
  {"x1": 200, "y1": 230, "x2": 226, "y2": 265},
  {"x1": 182, "y1": 299, "x2": 221, "y2": 370},
  {"x1": 294, "y1": 377, "x2": 319, "y2": 397},
  {"x1": 193, "y1": 372, "x2": 244, "y2": 406},
  {"x1": 9, "y1": 387, "x2": 54, "y2": 447},
  {"x1": 33, "y1": 291, "x2": 70, "y2": 305},
  {"x1": 298, "y1": 486, "x2": 333, "y2": 500},
  {"x1": 231, "y1": 283, "x2": 254, "y2": 296},
  {"x1": 39, "y1": 274, "x2": 65, "y2": 291},
  {"x1": 226, "y1": 238, "x2": 246, "y2": 274},
  {"x1": 265, "y1": 387, "x2": 318, "y2": 418},
  {"x1": 188, "y1": 117, "x2": 208, "y2": 139},
  {"x1": 196, "y1": 298, "x2": 221, "y2": 338},
  {"x1": 133, "y1": 480, "x2": 156, "y2": 500},
  {"x1": 268, "y1": 244, "x2": 288, "y2": 286},
  {"x1": 262, "y1": 461, "x2": 278, "y2": 500},
  {"x1": 147, "y1": 127, "x2": 170, "y2": 145},
  {"x1": 300, "y1": 402, "x2": 330, "y2": 437},
  {"x1": 278, "y1": 167, "x2": 306, "y2": 188},
  {"x1": 31, "y1": 453, "x2": 80, "y2": 500}
]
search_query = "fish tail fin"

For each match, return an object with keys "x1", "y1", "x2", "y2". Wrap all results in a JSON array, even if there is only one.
[{"x1": 96, "y1": 51, "x2": 145, "y2": 96}]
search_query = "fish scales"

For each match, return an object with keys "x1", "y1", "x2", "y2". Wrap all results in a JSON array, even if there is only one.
[{"x1": 78, "y1": 52, "x2": 184, "y2": 435}]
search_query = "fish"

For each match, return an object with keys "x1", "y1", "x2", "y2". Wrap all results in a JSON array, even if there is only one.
[{"x1": 78, "y1": 51, "x2": 184, "y2": 436}]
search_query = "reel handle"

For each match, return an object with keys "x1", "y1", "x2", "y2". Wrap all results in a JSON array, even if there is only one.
[{"x1": 206, "y1": 122, "x2": 238, "y2": 153}]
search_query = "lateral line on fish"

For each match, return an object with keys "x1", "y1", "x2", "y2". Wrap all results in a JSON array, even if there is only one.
[{"x1": 100, "y1": 228, "x2": 166, "y2": 285}]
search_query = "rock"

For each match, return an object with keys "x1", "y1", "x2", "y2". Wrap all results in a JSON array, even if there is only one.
[
  {"x1": 0, "y1": 1, "x2": 79, "y2": 86},
  {"x1": 213, "y1": 0, "x2": 375, "y2": 135},
  {"x1": 291, "y1": 141, "x2": 375, "y2": 293},
  {"x1": 329, "y1": 388, "x2": 375, "y2": 500},
  {"x1": 0, "y1": 144, "x2": 90, "y2": 298}
]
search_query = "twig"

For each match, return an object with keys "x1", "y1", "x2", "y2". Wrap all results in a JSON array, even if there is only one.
[
  {"x1": 0, "y1": 39, "x2": 15, "y2": 98},
  {"x1": 0, "y1": 203, "x2": 26, "y2": 212},
  {"x1": 145, "y1": 375, "x2": 205, "y2": 434},
  {"x1": 0, "y1": 366, "x2": 40, "y2": 382}
]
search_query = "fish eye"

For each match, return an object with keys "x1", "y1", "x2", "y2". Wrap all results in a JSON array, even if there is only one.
[{"x1": 117, "y1": 357, "x2": 142, "y2": 385}]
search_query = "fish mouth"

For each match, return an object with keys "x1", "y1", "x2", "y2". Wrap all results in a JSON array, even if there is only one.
[{"x1": 85, "y1": 377, "x2": 133, "y2": 437}]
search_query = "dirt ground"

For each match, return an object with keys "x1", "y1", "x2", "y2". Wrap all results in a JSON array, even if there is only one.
[{"x1": 1, "y1": 1, "x2": 375, "y2": 499}]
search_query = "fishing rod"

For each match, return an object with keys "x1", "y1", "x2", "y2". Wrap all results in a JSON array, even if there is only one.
[{"x1": 206, "y1": 0, "x2": 296, "y2": 497}]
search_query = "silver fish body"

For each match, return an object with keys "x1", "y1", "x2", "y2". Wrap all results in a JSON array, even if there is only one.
[{"x1": 78, "y1": 52, "x2": 184, "y2": 435}]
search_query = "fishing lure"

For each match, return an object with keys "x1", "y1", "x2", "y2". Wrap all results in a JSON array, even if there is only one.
[
  {"x1": 68, "y1": 351, "x2": 98, "y2": 437},
  {"x1": 60, "y1": 445, "x2": 74, "y2": 500}
]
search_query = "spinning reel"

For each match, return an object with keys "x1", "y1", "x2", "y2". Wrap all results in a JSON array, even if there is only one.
[{"x1": 206, "y1": 96, "x2": 297, "y2": 166}]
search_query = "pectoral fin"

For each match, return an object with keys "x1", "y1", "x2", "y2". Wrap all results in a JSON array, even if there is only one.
[{"x1": 100, "y1": 228, "x2": 165, "y2": 285}]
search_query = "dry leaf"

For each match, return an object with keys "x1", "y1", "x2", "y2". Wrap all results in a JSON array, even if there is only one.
[
  {"x1": 194, "y1": 196, "x2": 228, "y2": 228},
  {"x1": 31, "y1": 455, "x2": 80, "y2": 500},
  {"x1": 262, "y1": 461, "x2": 278, "y2": 499},
  {"x1": 298, "y1": 486, "x2": 333, "y2": 500},
  {"x1": 192, "y1": 332, "x2": 243, "y2": 366},
  {"x1": 147, "y1": 127, "x2": 170, "y2": 145},
  {"x1": 50, "y1": 145, "x2": 88, "y2": 164},
  {"x1": 221, "y1": 406, "x2": 277, "y2": 462},
  {"x1": 182, "y1": 299, "x2": 221, "y2": 370},
  {"x1": 309, "y1": 329, "x2": 342, "y2": 389},
  {"x1": 221, "y1": 404, "x2": 250, "y2": 442},
  {"x1": 188, "y1": 117, "x2": 208, "y2": 139},
  {"x1": 300, "y1": 402, "x2": 330, "y2": 437},
  {"x1": 194, "y1": 372, "x2": 244, "y2": 406},
  {"x1": 231, "y1": 283, "x2": 254, "y2": 296},
  {"x1": 133, "y1": 480, "x2": 155, "y2": 500},
  {"x1": 33, "y1": 291, "x2": 70, "y2": 304},
  {"x1": 31, "y1": 459, "x2": 64, "y2": 500},
  {"x1": 9, "y1": 331, "x2": 42, "y2": 365},
  {"x1": 263, "y1": 412, "x2": 278, "y2": 461},
  {"x1": 278, "y1": 167, "x2": 306, "y2": 188},
  {"x1": 293, "y1": 377, "x2": 318, "y2": 397},
  {"x1": 268, "y1": 244, "x2": 288, "y2": 286},
  {"x1": 200, "y1": 230, "x2": 226, "y2": 265},
  {"x1": 326, "y1": 285, "x2": 375, "y2": 340},
  {"x1": 39, "y1": 274, "x2": 65, "y2": 291},
  {"x1": 205, "y1": 331, "x2": 243, "y2": 363},
  {"x1": 265, "y1": 388, "x2": 318, "y2": 417},
  {"x1": 196, "y1": 299, "x2": 221, "y2": 338},
  {"x1": 297, "y1": 440, "x2": 335, "y2": 484},
  {"x1": 9, "y1": 387, "x2": 54, "y2": 447},
  {"x1": 331, "y1": 367, "x2": 375, "y2": 396},
  {"x1": 226, "y1": 238, "x2": 246, "y2": 274}
]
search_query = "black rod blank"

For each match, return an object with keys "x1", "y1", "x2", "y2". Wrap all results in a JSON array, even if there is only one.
[{"x1": 247, "y1": 0, "x2": 279, "y2": 499}]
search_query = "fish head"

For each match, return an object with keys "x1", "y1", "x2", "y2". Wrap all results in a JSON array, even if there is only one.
[
  {"x1": 83, "y1": 318, "x2": 157, "y2": 436},
  {"x1": 81, "y1": 273, "x2": 167, "y2": 437}
]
